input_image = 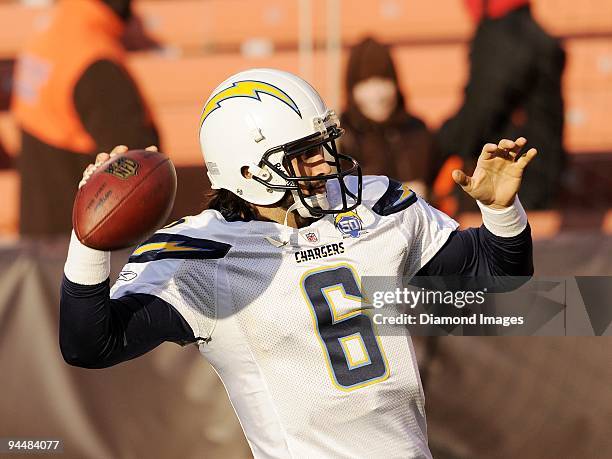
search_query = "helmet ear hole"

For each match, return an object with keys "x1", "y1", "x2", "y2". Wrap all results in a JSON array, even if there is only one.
[{"x1": 241, "y1": 166, "x2": 252, "y2": 179}]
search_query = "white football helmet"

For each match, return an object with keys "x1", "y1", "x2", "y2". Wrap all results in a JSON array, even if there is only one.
[{"x1": 199, "y1": 68, "x2": 362, "y2": 218}]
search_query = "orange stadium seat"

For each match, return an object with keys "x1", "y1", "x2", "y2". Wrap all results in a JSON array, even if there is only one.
[
  {"x1": 128, "y1": 42, "x2": 469, "y2": 110},
  {"x1": 533, "y1": 0, "x2": 612, "y2": 36},
  {"x1": 127, "y1": 45, "x2": 468, "y2": 166},
  {"x1": 127, "y1": 44, "x2": 468, "y2": 108},
  {"x1": 330, "y1": 0, "x2": 473, "y2": 44},
  {"x1": 391, "y1": 43, "x2": 468, "y2": 126},
  {"x1": 603, "y1": 210, "x2": 612, "y2": 235},
  {"x1": 0, "y1": 169, "x2": 19, "y2": 238},
  {"x1": 133, "y1": 0, "x2": 472, "y2": 50},
  {"x1": 131, "y1": 0, "x2": 610, "y2": 50},
  {"x1": 563, "y1": 38, "x2": 612, "y2": 153},
  {"x1": 565, "y1": 90, "x2": 612, "y2": 153},
  {"x1": 392, "y1": 44, "x2": 468, "y2": 96},
  {"x1": 133, "y1": 0, "x2": 303, "y2": 50},
  {"x1": 127, "y1": 51, "x2": 330, "y2": 108},
  {"x1": 128, "y1": 33, "x2": 611, "y2": 164},
  {"x1": 0, "y1": 3, "x2": 52, "y2": 59},
  {"x1": 132, "y1": 0, "x2": 612, "y2": 50},
  {"x1": 154, "y1": 104, "x2": 201, "y2": 166},
  {"x1": 0, "y1": 113, "x2": 19, "y2": 155},
  {"x1": 564, "y1": 39, "x2": 612, "y2": 92},
  {"x1": 0, "y1": 37, "x2": 607, "y2": 167},
  {"x1": 0, "y1": 0, "x2": 610, "y2": 59}
]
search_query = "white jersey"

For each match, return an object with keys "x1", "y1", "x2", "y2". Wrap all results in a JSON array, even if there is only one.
[{"x1": 111, "y1": 175, "x2": 458, "y2": 459}]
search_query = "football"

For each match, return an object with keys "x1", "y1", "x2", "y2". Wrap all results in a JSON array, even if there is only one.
[{"x1": 73, "y1": 149, "x2": 177, "y2": 251}]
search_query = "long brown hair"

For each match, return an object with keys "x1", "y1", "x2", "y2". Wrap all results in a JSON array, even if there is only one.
[{"x1": 205, "y1": 189, "x2": 258, "y2": 222}]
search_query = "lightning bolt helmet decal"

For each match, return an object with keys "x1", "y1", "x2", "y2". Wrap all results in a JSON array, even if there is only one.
[{"x1": 200, "y1": 80, "x2": 302, "y2": 127}]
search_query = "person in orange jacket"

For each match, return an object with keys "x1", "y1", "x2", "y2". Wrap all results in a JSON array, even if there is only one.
[{"x1": 12, "y1": 0, "x2": 159, "y2": 236}]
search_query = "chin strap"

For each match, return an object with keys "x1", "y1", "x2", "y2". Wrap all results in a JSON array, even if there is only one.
[
  {"x1": 291, "y1": 190, "x2": 330, "y2": 218},
  {"x1": 264, "y1": 201, "x2": 302, "y2": 247}
]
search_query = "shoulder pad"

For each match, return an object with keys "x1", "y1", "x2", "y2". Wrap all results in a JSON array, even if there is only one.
[
  {"x1": 128, "y1": 232, "x2": 231, "y2": 263},
  {"x1": 372, "y1": 178, "x2": 417, "y2": 216}
]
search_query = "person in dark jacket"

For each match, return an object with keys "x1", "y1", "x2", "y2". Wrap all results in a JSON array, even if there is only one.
[
  {"x1": 341, "y1": 37, "x2": 432, "y2": 197},
  {"x1": 11, "y1": 0, "x2": 159, "y2": 236},
  {"x1": 436, "y1": 0, "x2": 566, "y2": 209},
  {"x1": 0, "y1": 138, "x2": 11, "y2": 170}
]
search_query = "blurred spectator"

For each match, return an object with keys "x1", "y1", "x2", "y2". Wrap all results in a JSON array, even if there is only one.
[
  {"x1": 11, "y1": 0, "x2": 159, "y2": 237},
  {"x1": 121, "y1": 14, "x2": 162, "y2": 52},
  {"x1": 436, "y1": 0, "x2": 566, "y2": 210},
  {"x1": 1, "y1": 59, "x2": 16, "y2": 170},
  {"x1": 340, "y1": 37, "x2": 432, "y2": 197}
]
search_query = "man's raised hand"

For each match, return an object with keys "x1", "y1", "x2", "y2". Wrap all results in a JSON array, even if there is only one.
[{"x1": 452, "y1": 137, "x2": 537, "y2": 209}]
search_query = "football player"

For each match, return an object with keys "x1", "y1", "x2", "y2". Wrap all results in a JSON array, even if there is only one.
[{"x1": 60, "y1": 69, "x2": 535, "y2": 458}]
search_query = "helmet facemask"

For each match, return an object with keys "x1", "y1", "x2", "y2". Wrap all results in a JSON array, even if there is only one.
[{"x1": 253, "y1": 123, "x2": 362, "y2": 218}]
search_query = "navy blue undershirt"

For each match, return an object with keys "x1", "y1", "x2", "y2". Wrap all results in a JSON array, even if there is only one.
[{"x1": 60, "y1": 224, "x2": 533, "y2": 368}]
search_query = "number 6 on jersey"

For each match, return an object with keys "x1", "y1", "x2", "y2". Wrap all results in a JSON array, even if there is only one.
[{"x1": 301, "y1": 265, "x2": 389, "y2": 391}]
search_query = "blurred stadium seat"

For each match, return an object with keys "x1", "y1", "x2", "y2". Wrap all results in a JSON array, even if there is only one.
[
  {"x1": 533, "y1": 0, "x2": 612, "y2": 35},
  {"x1": 133, "y1": 0, "x2": 302, "y2": 50},
  {"x1": 0, "y1": 3, "x2": 52, "y2": 59},
  {"x1": 0, "y1": 111, "x2": 18, "y2": 154},
  {"x1": 128, "y1": 41, "x2": 612, "y2": 165},
  {"x1": 563, "y1": 39, "x2": 612, "y2": 153},
  {"x1": 1, "y1": 0, "x2": 611, "y2": 55},
  {"x1": 0, "y1": 169, "x2": 18, "y2": 238}
]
